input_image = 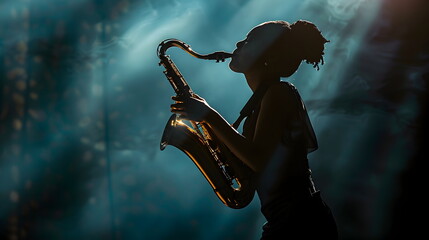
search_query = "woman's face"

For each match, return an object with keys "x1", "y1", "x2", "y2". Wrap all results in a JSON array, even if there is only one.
[{"x1": 229, "y1": 23, "x2": 284, "y2": 74}]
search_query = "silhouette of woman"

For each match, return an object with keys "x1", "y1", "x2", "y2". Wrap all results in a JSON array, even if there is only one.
[{"x1": 171, "y1": 20, "x2": 338, "y2": 239}]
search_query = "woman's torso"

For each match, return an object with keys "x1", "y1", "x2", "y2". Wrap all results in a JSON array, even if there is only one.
[{"x1": 242, "y1": 81, "x2": 315, "y2": 221}]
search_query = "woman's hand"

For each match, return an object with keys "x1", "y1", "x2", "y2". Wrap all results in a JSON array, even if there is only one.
[{"x1": 170, "y1": 94, "x2": 213, "y2": 122}]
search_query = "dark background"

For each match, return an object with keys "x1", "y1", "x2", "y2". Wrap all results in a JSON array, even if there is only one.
[{"x1": 1, "y1": 0, "x2": 428, "y2": 239}]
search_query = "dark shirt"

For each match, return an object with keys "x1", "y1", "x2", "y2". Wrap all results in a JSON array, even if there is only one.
[
  {"x1": 242, "y1": 82, "x2": 314, "y2": 219},
  {"x1": 241, "y1": 81, "x2": 338, "y2": 239}
]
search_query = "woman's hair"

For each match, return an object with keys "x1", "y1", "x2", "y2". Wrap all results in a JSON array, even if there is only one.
[
  {"x1": 253, "y1": 20, "x2": 329, "y2": 76},
  {"x1": 290, "y1": 20, "x2": 329, "y2": 70}
]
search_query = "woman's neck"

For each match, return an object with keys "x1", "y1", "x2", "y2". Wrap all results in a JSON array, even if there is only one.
[{"x1": 244, "y1": 71, "x2": 280, "y2": 92}]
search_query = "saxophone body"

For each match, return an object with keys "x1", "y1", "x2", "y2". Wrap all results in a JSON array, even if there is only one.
[{"x1": 158, "y1": 39, "x2": 255, "y2": 209}]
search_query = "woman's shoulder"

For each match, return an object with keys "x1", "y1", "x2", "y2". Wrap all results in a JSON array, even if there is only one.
[
  {"x1": 263, "y1": 81, "x2": 296, "y2": 103},
  {"x1": 278, "y1": 81, "x2": 298, "y2": 91}
]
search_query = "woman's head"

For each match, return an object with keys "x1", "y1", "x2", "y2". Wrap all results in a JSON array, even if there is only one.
[{"x1": 229, "y1": 20, "x2": 329, "y2": 78}]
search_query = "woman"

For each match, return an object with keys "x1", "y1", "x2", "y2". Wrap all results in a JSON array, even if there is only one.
[{"x1": 171, "y1": 20, "x2": 338, "y2": 239}]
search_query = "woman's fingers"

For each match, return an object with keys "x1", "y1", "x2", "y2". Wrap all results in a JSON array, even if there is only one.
[
  {"x1": 170, "y1": 102, "x2": 184, "y2": 110},
  {"x1": 170, "y1": 105, "x2": 188, "y2": 118},
  {"x1": 172, "y1": 95, "x2": 205, "y2": 103},
  {"x1": 171, "y1": 95, "x2": 187, "y2": 102},
  {"x1": 169, "y1": 94, "x2": 208, "y2": 122}
]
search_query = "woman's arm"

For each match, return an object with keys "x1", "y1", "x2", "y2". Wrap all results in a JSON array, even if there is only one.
[{"x1": 171, "y1": 83, "x2": 295, "y2": 172}]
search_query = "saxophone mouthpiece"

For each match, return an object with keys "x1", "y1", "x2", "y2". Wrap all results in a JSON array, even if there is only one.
[{"x1": 207, "y1": 51, "x2": 234, "y2": 62}]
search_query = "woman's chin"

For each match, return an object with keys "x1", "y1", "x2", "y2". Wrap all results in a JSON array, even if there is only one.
[{"x1": 229, "y1": 61, "x2": 243, "y2": 73}]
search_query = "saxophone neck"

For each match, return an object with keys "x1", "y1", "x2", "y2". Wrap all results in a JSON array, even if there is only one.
[{"x1": 157, "y1": 38, "x2": 233, "y2": 62}]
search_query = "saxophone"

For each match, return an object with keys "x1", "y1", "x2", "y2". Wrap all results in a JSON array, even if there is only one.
[{"x1": 158, "y1": 39, "x2": 255, "y2": 209}]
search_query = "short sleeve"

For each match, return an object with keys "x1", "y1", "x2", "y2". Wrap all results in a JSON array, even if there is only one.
[{"x1": 282, "y1": 82, "x2": 318, "y2": 153}]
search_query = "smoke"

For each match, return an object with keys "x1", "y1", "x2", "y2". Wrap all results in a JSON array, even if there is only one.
[{"x1": 1, "y1": 0, "x2": 427, "y2": 239}]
